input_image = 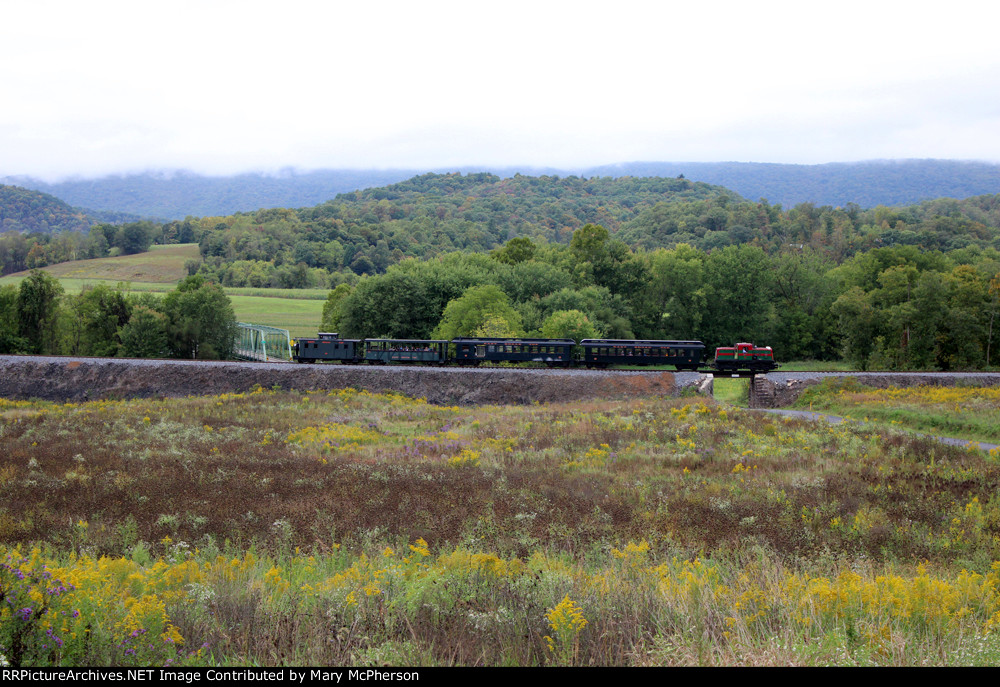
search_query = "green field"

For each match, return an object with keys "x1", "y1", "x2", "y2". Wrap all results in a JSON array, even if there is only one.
[{"x1": 229, "y1": 295, "x2": 324, "y2": 338}]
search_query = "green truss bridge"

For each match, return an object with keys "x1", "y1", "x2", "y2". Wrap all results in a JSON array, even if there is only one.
[{"x1": 234, "y1": 322, "x2": 293, "y2": 362}]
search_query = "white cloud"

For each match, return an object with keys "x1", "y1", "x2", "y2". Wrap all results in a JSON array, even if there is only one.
[{"x1": 3, "y1": 0, "x2": 1000, "y2": 179}]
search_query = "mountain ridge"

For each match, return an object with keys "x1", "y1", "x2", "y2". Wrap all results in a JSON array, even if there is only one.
[{"x1": 4, "y1": 159, "x2": 1000, "y2": 220}]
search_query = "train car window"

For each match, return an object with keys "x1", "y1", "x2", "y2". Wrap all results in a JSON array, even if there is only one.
[{"x1": 475, "y1": 345, "x2": 485, "y2": 358}]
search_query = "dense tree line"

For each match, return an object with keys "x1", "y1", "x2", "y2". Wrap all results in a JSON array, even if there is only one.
[
  {"x1": 321, "y1": 227, "x2": 1000, "y2": 370},
  {"x1": 0, "y1": 271, "x2": 237, "y2": 360}
]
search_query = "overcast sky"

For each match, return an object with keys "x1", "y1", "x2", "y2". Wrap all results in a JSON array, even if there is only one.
[{"x1": 3, "y1": 0, "x2": 1000, "y2": 180}]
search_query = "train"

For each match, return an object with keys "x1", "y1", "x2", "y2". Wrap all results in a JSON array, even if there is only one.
[
  {"x1": 710, "y1": 342, "x2": 777, "y2": 372},
  {"x1": 292, "y1": 333, "x2": 778, "y2": 372}
]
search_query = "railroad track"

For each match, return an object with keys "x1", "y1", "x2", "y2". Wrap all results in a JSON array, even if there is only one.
[{"x1": 3, "y1": 354, "x2": 1000, "y2": 377}]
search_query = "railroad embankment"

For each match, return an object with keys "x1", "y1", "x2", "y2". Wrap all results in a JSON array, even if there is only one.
[
  {"x1": 749, "y1": 371, "x2": 1000, "y2": 407},
  {"x1": 0, "y1": 356, "x2": 706, "y2": 405}
]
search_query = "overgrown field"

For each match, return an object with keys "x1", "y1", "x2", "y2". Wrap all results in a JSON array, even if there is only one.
[
  {"x1": 795, "y1": 378, "x2": 1000, "y2": 445},
  {"x1": 2, "y1": 389, "x2": 1000, "y2": 667}
]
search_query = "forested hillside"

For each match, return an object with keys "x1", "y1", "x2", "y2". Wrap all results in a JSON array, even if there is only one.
[
  {"x1": 185, "y1": 173, "x2": 738, "y2": 284},
  {"x1": 183, "y1": 173, "x2": 1000, "y2": 288},
  {"x1": 0, "y1": 185, "x2": 93, "y2": 233}
]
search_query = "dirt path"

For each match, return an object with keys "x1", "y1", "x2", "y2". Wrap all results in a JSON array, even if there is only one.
[{"x1": 756, "y1": 408, "x2": 999, "y2": 453}]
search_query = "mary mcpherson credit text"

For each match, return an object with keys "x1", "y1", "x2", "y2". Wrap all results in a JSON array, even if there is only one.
[{"x1": 1, "y1": 669, "x2": 420, "y2": 682}]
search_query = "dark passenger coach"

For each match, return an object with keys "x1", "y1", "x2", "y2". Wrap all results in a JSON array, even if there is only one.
[
  {"x1": 580, "y1": 339, "x2": 705, "y2": 370},
  {"x1": 451, "y1": 337, "x2": 575, "y2": 366}
]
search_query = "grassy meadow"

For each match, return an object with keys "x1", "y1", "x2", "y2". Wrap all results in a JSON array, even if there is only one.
[{"x1": 3, "y1": 387, "x2": 1000, "y2": 667}]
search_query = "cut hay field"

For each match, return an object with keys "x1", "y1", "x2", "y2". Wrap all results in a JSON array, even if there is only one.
[
  {"x1": 0, "y1": 244, "x2": 200, "y2": 286},
  {"x1": 2, "y1": 388, "x2": 1000, "y2": 667},
  {"x1": 0, "y1": 246, "x2": 325, "y2": 338}
]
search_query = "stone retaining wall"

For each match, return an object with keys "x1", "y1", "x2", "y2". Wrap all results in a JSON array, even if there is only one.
[{"x1": 0, "y1": 356, "x2": 707, "y2": 406}]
